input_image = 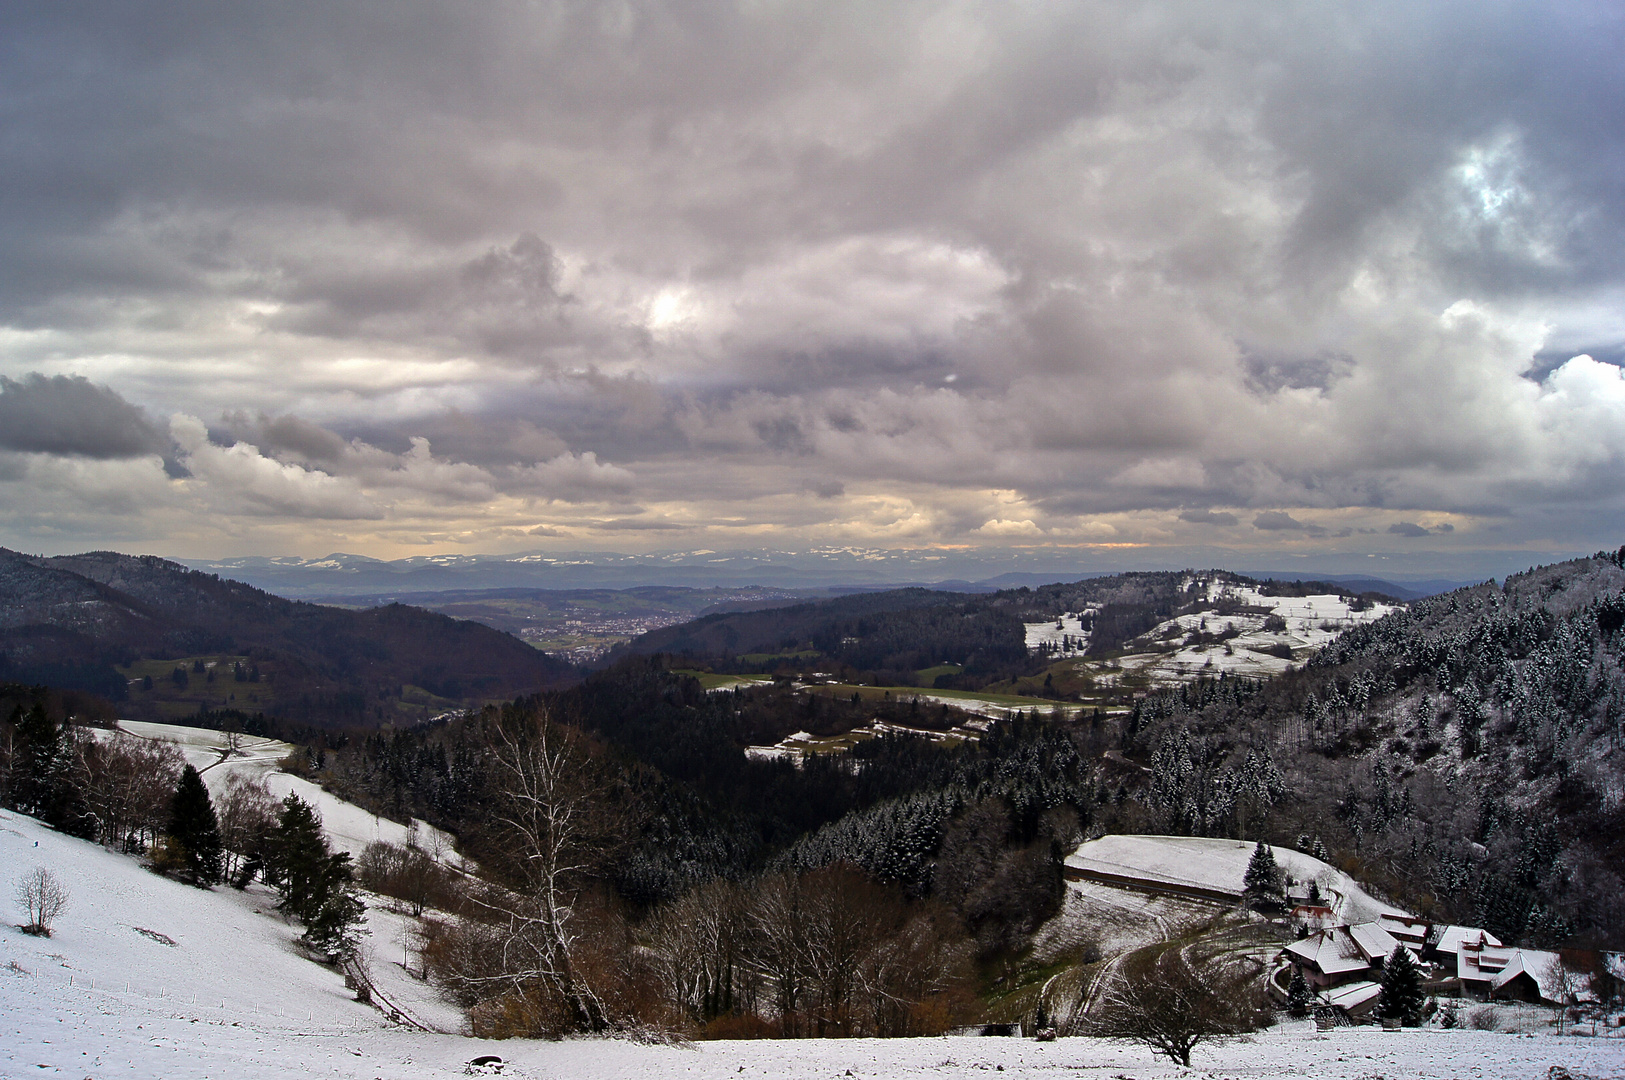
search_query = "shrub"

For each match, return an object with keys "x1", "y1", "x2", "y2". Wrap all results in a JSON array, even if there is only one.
[
  {"x1": 14, "y1": 866, "x2": 68, "y2": 937},
  {"x1": 1466, "y1": 1005, "x2": 1498, "y2": 1031}
]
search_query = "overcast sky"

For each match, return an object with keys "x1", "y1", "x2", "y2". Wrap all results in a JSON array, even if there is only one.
[{"x1": 1, "y1": 1, "x2": 1622, "y2": 573}]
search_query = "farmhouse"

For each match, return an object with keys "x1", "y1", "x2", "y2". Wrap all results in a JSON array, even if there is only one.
[{"x1": 1282, "y1": 922, "x2": 1404, "y2": 990}]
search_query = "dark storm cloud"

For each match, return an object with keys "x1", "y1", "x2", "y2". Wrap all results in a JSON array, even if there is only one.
[
  {"x1": 0, "y1": 374, "x2": 167, "y2": 459},
  {"x1": 1, "y1": 2, "x2": 1624, "y2": 559},
  {"x1": 1388, "y1": 522, "x2": 1430, "y2": 537},
  {"x1": 219, "y1": 412, "x2": 348, "y2": 463}
]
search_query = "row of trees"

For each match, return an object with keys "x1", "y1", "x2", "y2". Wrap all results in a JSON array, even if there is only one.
[{"x1": 0, "y1": 692, "x2": 365, "y2": 959}]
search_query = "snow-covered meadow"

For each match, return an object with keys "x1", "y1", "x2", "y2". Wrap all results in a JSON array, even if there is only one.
[{"x1": 1027, "y1": 575, "x2": 1405, "y2": 687}]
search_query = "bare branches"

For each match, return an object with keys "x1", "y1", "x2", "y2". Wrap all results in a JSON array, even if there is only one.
[
  {"x1": 1087, "y1": 943, "x2": 1268, "y2": 1067},
  {"x1": 469, "y1": 707, "x2": 630, "y2": 1034},
  {"x1": 14, "y1": 866, "x2": 68, "y2": 937}
]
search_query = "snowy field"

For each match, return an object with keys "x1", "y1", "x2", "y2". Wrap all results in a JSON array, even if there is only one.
[
  {"x1": 112, "y1": 720, "x2": 463, "y2": 865},
  {"x1": 5, "y1": 810, "x2": 1622, "y2": 1079},
  {"x1": 1034, "y1": 575, "x2": 1404, "y2": 687},
  {"x1": 1024, "y1": 609, "x2": 1097, "y2": 656},
  {"x1": 1065, "y1": 835, "x2": 1401, "y2": 923}
]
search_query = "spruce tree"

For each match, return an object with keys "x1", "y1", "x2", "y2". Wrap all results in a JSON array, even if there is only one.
[
  {"x1": 1243, "y1": 839, "x2": 1282, "y2": 908},
  {"x1": 1287, "y1": 965, "x2": 1313, "y2": 1018},
  {"x1": 168, "y1": 765, "x2": 225, "y2": 885},
  {"x1": 1375, "y1": 946, "x2": 1424, "y2": 1025},
  {"x1": 263, "y1": 794, "x2": 365, "y2": 958},
  {"x1": 11, "y1": 703, "x2": 67, "y2": 818}
]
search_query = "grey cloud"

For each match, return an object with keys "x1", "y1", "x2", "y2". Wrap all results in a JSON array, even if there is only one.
[
  {"x1": 1179, "y1": 509, "x2": 1238, "y2": 526},
  {"x1": 1253, "y1": 511, "x2": 1307, "y2": 531},
  {"x1": 1388, "y1": 522, "x2": 1429, "y2": 537},
  {"x1": 596, "y1": 518, "x2": 688, "y2": 531},
  {"x1": 807, "y1": 480, "x2": 845, "y2": 499},
  {"x1": 1434, "y1": 522, "x2": 1455, "y2": 533},
  {"x1": 220, "y1": 412, "x2": 348, "y2": 462},
  {"x1": 0, "y1": 373, "x2": 167, "y2": 459},
  {"x1": 1242, "y1": 350, "x2": 1354, "y2": 396},
  {"x1": 1250, "y1": 511, "x2": 1328, "y2": 537}
]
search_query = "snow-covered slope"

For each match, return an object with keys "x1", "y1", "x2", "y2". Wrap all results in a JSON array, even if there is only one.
[
  {"x1": 1030, "y1": 574, "x2": 1404, "y2": 688},
  {"x1": 114, "y1": 720, "x2": 462, "y2": 864},
  {"x1": 4, "y1": 806, "x2": 1616, "y2": 1078}
]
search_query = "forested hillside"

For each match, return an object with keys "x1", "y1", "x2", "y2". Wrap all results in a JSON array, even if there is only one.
[
  {"x1": 314, "y1": 553, "x2": 1625, "y2": 964},
  {"x1": 611, "y1": 568, "x2": 1397, "y2": 695},
  {"x1": 1119, "y1": 550, "x2": 1625, "y2": 948},
  {"x1": 0, "y1": 548, "x2": 576, "y2": 723}
]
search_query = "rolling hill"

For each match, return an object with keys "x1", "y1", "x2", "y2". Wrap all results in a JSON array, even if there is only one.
[{"x1": 0, "y1": 548, "x2": 576, "y2": 726}]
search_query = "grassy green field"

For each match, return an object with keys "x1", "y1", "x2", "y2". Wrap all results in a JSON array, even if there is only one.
[
  {"x1": 808, "y1": 682, "x2": 1091, "y2": 716},
  {"x1": 671, "y1": 669, "x2": 774, "y2": 691},
  {"x1": 114, "y1": 655, "x2": 469, "y2": 725}
]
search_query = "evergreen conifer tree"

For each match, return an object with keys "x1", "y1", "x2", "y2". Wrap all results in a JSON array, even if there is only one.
[
  {"x1": 1243, "y1": 839, "x2": 1282, "y2": 908},
  {"x1": 167, "y1": 765, "x2": 224, "y2": 885},
  {"x1": 1375, "y1": 946, "x2": 1424, "y2": 1025},
  {"x1": 11, "y1": 703, "x2": 68, "y2": 818},
  {"x1": 1287, "y1": 965, "x2": 1313, "y2": 1018},
  {"x1": 8, "y1": 702, "x2": 94, "y2": 837},
  {"x1": 263, "y1": 794, "x2": 365, "y2": 958}
]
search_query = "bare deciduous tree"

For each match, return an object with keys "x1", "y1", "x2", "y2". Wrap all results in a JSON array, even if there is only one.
[
  {"x1": 643, "y1": 876, "x2": 752, "y2": 1025},
  {"x1": 1087, "y1": 943, "x2": 1268, "y2": 1067},
  {"x1": 215, "y1": 771, "x2": 278, "y2": 885},
  {"x1": 475, "y1": 709, "x2": 629, "y2": 1033},
  {"x1": 15, "y1": 866, "x2": 68, "y2": 937},
  {"x1": 77, "y1": 733, "x2": 184, "y2": 852}
]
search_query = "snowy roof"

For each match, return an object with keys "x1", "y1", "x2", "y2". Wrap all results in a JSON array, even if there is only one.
[
  {"x1": 1323, "y1": 980, "x2": 1382, "y2": 1012},
  {"x1": 1377, "y1": 912, "x2": 1429, "y2": 944},
  {"x1": 1490, "y1": 949, "x2": 1596, "y2": 1004},
  {"x1": 1348, "y1": 922, "x2": 1402, "y2": 964},
  {"x1": 1433, "y1": 924, "x2": 1502, "y2": 957},
  {"x1": 1285, "y1": 928, "x2": 1371, "y2": 976},
  {"x1": 1064, "y1": 835, "x2": 1407, "y2": 921}
]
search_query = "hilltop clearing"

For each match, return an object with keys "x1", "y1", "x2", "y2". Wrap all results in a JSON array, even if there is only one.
[{"x1": 613, "y1": 570, "x2": 1400, "y2": 711}]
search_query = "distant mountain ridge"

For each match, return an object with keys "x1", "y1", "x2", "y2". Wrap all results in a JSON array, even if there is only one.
[
  {"x1": 0, "y1": 548, "x2": 575, "y2": 724},
  {"x1": 177, "y1": 548, "x2": 1470, "y2": 599}
]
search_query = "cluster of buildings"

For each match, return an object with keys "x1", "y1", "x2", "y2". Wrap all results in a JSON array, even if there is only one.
[{"x1": 1277, "y1": 907, "x2": 1615, "y2": 1021}]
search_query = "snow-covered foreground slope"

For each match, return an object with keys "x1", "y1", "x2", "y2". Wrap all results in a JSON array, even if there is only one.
[{"x1": 6, "y1": 810, "x2": 1621, "y2": 1079}]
